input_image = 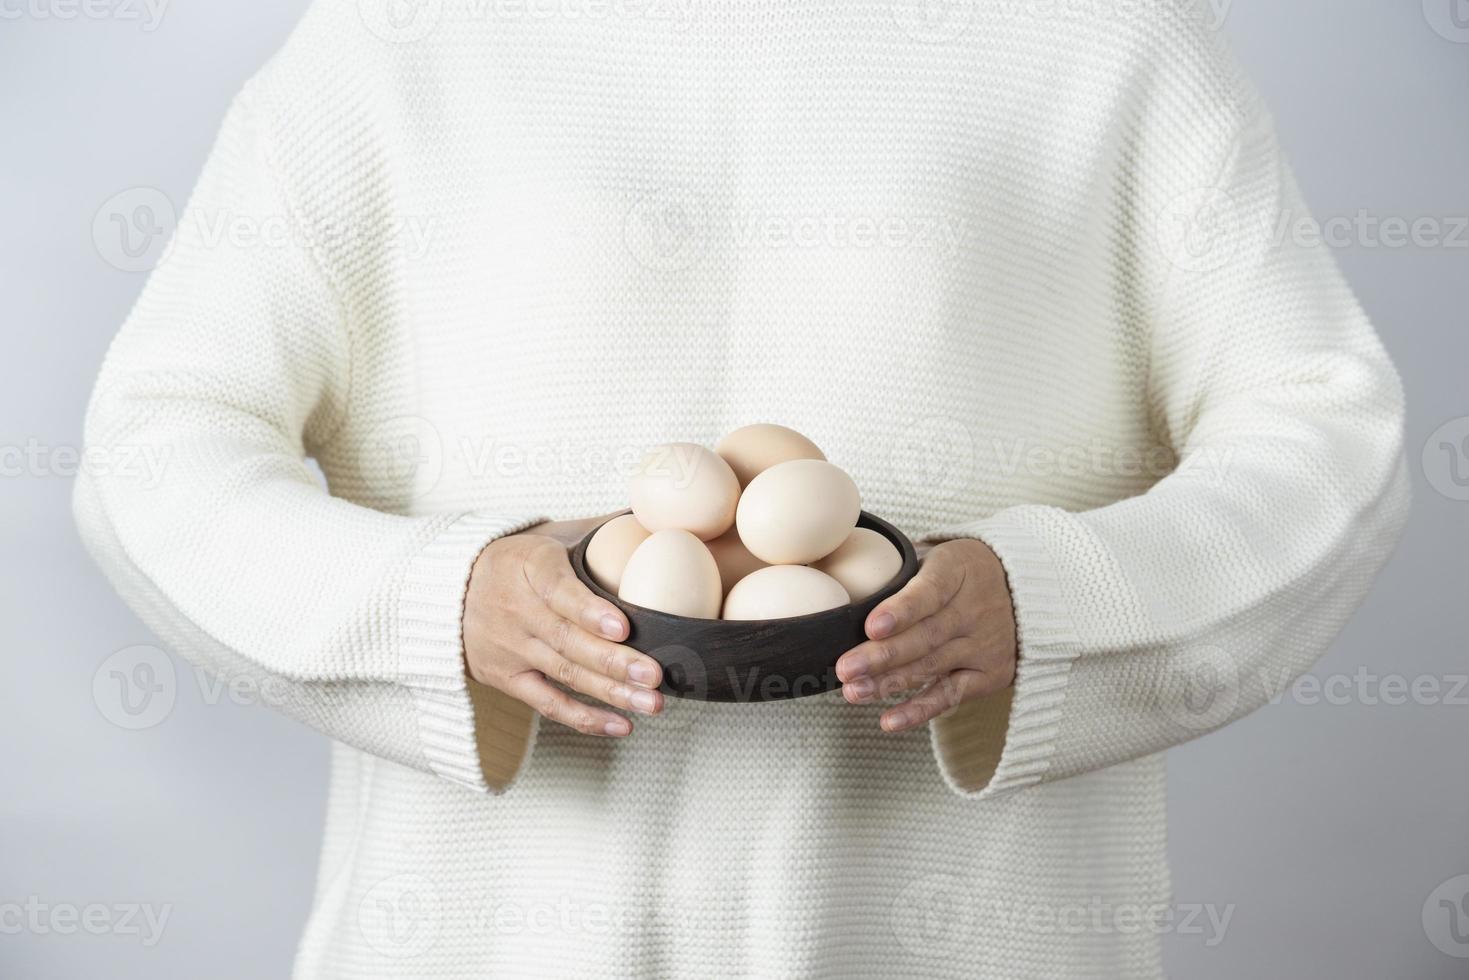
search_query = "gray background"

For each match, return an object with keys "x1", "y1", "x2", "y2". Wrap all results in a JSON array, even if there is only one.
[{"x1": 2, "y1": 1, "x2": 1465, "y2": 977}]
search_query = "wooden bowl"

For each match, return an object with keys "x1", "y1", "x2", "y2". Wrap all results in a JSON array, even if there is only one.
[{"x1": 570, "y1": 511, "x2": 919, "y2": 702}]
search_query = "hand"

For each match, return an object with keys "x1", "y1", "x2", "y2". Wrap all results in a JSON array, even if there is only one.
[
  {"x1": 464, "y1": 514, "x2": 664, "y2": 737},
  {"x1": 835, "y1": 538, "x2": 1017, "y2": 733}
]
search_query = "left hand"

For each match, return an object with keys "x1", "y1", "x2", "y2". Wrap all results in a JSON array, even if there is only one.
[{"x1": 835, "y1": 538, "x2": 1017, "y2": 732}]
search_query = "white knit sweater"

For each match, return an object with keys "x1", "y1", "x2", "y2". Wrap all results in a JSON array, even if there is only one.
[{"x1": 76, "y1": 2, "x2": 1409, "y2": 976}]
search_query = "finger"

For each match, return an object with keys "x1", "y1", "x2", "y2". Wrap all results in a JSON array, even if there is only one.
[
  {"x1": 527, "y1": 603, "x2": 662, "y2": 691},
  {"x1": 523, "y1": 544, "x2": 629, "y2": 641},
  {"x1": 504, "y1": 670, "x2": 633, "y2": 737},
  {"x1": 524, "y1": 638, "x2": 663, "y2": 716},
  {"x1": 842, "y1": 636, "x2": 973, "y2": 704},
  {"x1": 881, "y1": 669, "x2": 1005, "y2": 733},
  {"x1": 865, "y1": 554, "x2": 966, "y2": 641},
  {"x1": 836, "y1": 603, "x2": 967, "y2": 682}
]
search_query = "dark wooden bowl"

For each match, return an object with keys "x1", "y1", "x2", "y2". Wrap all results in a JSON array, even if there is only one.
[{"x1": 570, "y1": 511, "x2": 919, "y2": 702}]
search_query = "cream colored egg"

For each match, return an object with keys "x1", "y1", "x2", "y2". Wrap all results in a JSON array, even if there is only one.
[
  {"x1": 618, "y1": 529, "x2": 722, "y2": 619},
  {"x1": 722, "y1": 565, "x2": 851, "y2": 621},
  {"x1": 583, "y1": 514, "x2": 652, "y2": 594},
  {"x1": 714, "y1": 423, "x2": 826, "y2": 487},
  {"x1": 813, "y1": 527, "x2": 903, "y2": 602},
  {"x1": 735, "y1": 459, "x2": 861, "y2": 565},
  {"x1": 629, "y1": 442, "x2": 740, "y2": 541},
  {"x1": 705, "y1": 528, "x2": 768, "y2": 596}
]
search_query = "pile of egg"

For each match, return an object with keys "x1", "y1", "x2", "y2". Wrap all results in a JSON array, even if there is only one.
[{"x1": 584, "y1": 424, "x2": 902, "y2": 621}]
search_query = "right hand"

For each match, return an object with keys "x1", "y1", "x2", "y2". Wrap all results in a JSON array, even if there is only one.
[{"x1": 463, "y1": 516, "x2": 664, "y2": 737}]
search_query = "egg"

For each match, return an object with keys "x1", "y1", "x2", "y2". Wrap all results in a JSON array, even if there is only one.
[
  {"x1": 618, "y1": 529, "x2": 723, "y2": 619},
  {"x1": 629, "y1": 443, "x2": 740, "y2": 541},
  {"x1": 722, "y1": 565, "x2": 851, "y2": 620},
  {"x1": 705, "y1": 528, "x2": 768, "y2": 596},
  {"x1": 813, "y1": 527, "x2": 903, "y2": 602},
  {"x1": 583, "y1": 514, "x2": 652, "y2": 594},
  {"x1": 735, "y1": 459, "x2": 861, "y2": 565},
  {"x1": 714, "y1": 423, "x2": 826, "y2": 487}
]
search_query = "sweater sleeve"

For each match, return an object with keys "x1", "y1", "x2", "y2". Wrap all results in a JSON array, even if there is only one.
[
  {"x1": 920, "y1": 101, "x2": 1411, "y2": 799},
  {"x1": 74, "y1": 91, "x2": 545, "y2": 794}
]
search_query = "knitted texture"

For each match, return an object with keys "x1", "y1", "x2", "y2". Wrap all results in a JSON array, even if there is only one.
[{"x1": 75, "y1": 1, "x2": 1409, "y2": 976}]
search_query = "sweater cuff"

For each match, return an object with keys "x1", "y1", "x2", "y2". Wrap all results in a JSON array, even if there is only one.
[
  {"x1": 918, "y1": 517, "x2": 1082, "y2": 799},
  {"x1": 398, "y1": 512, "x2": 547, "y2": 793}
]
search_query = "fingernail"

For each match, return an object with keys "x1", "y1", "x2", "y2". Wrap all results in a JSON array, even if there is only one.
[
  {"x1": 883, "y1": 711, "x2": 908, "y2": 732},
  {"x1": 842, "y1": 654, "x2": 870, "y2": 679},
  {"x1": 600, "y1": 614, "x2": 624, "y2": 640},
  {"x1": 629, "y1": 689, "x2": 659, "y2": 714},
  {"x1": 628, "y1": 661, "x2": 657, "y2": 687},
  {"x1": 604, "y1": 718, "x2": 631, "y2": 736},
  {"x1": 846, "y1": 678, "x2": 876, "y2": 702},
  {"x1": 869, "y1": 612, "x2": 896, "y2": 640}
]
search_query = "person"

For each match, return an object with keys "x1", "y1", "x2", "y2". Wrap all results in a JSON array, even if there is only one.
[{"x1": 75, "y1": 1, "x2": 1409, "y2": 976}]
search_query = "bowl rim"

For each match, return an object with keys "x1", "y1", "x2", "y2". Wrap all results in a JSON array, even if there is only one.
[{"x1": 570, "y1": 509, "x2": 920, "y2": 628}]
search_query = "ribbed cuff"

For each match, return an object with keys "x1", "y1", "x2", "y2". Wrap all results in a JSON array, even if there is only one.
[
  {"x1": 919, "y1": 516, "x2": 1081, "y2": 799},
  {"x1": 398, "y1": 512, "x2": 547, "y2": 793}
]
